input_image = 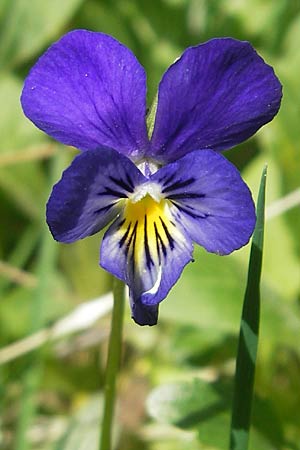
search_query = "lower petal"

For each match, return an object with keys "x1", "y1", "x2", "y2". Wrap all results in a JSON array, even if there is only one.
[{"x1": 100, "y1": 195, "x2": 193, "y2": 325}]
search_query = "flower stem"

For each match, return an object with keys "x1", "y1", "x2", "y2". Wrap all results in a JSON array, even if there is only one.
[{"x1": 100, "y1": 277, "x2": 125, "y2": 450}]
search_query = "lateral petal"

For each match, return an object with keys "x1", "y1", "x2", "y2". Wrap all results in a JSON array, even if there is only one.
[
  {"x1": 21, "y1": 30, "x2": 149, "y2": 158},
  {"x1": 149, "y1": 38, "x2": 282, "y2": 163},
  {"x1": 152, "y1": 150, "x2": 256, "y2": 255},
  {"x1": 46, "y1": 148, "x2": 146, "y2": 243}
]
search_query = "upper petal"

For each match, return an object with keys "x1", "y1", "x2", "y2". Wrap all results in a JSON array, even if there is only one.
[
  {"x1": 46, "y1": 147, "x2": 146, "y2": 243},
  {"x1": 149, "y1": 38, "x2": 282, "y2": 163},
  {"x1": 21, "y1": 30, "x2": 149, "y2": 158},
  {"x1": 152, "y1": 149, "x2": 256, "y2": 255}
]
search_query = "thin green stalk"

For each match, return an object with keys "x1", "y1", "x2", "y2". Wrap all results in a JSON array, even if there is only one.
[
  {"x1": 229, "y1": 166, "x2": 267, "y2": 450},
  {"x1": 99, "y1": 277, "x2": 125, "y2": 450}
]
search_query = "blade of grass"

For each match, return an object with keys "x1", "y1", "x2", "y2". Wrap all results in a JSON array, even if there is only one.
[{"x1": 229, "y1": 166, "x2": 267, "y2": 450}]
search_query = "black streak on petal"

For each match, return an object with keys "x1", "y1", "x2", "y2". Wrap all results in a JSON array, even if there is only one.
[
  {"x1": 109, "y1": 175, "x2": 134, "y2": 193},
  {"x1": 129, "y1": 221, "x2": 138, "y2": 275},
  {"x1": 160, "y1": 172, "x2": 177, "y2": 187},
  {"x1": 125, "y1": 173, "x2": 135, "y2": 190},
  {"x1": 154, "y1": 222, "x2": 166, "y2": 261},
  {"x1": 119, "y1": 222, "x2": 131, "y2": 248},
  {"x1": 144, "y1": 215, "x2": 154, "y2": 269},
  {"x1": 97, "y1": 187, "x2": 128, "y2": 198},
  {"x1": 93, "y1": 204, "x2": 114, "y2": 214},
  {"x1": 162, "y1": 177, "x2": 195, "y2": 194},
  {"x1": 125, "y1": 221, "x2": 138, "y2": 257},
  {"x1": 159, "y1": 217, "x2": 175, "y2": 250},
  {"x1": 117, "y1": 218, "x2": 126, "y2": 229},
  {"x1": 167, "y1": 192, "x2": 205, "y2": 200},
  {"x1": 175, "y1": 203, "x2": 209, "y2": 219}
]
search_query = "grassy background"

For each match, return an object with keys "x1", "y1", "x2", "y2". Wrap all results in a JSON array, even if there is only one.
[{"x1": 0, "y1": 0, "x2": 300, "y2": 449}]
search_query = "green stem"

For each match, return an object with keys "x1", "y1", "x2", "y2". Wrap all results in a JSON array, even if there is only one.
[{"x1": 99, "y1": 277, "x2": 125, "y2": 450}]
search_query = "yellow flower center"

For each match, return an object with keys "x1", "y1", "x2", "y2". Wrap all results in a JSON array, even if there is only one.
[{"x1": 117, "y1": 194, "x2": 175, "y2": 272}]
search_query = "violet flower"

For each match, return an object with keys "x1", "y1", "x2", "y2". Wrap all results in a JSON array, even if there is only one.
[{"x1": 21, "y1": 30, "x2": 282, "y2": 326}]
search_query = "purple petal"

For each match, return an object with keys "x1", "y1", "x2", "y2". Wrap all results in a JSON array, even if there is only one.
[
  {"x1": 129, "y1": 301, "x2": 159, "y2": 327},
  {"x1": 152, "y1": 150, "x2": 256, "y2": 255},
  {"x1": 100, "y1": 196, "x2": 193, "y2": 325},
  {"x1": 46, "y1": 148, "x2": 146, "y2": 243},
  {"x1": 21, "y1": 30, "x2": 149, "y2": 159},
  {"x1": 149, "y1": 38, "x2": 282, "y2": 163}
]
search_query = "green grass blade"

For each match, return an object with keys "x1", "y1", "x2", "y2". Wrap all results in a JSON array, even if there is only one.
[{"x1": 229, "y1": 166, "x2": 267, "y2": 450}]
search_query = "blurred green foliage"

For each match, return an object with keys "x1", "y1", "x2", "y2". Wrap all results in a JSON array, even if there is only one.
[{"x1": 0, "y1": 0, "x2": 300, "y2": 449}]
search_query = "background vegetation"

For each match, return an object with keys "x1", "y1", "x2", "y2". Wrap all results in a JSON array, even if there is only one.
[{"x1": 0, "y1": 0, "x2": 300, "y2": 449}]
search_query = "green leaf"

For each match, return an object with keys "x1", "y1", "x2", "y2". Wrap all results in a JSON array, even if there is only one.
[
  {"x1": 147, "y1": 378, "x2": 284, "y2": 450},
  {"x1": 147, "y1": 380, "x2": 230, "y2": 450},
  {"x1": 169, "y1": 325, "x2": 237, "y2": 367},
  {"x1": 0, "y1": 0, "x2": 84, "y2": 68},
  {"x1": 229, "y1": 166, "x2": 267, "y2": 450},
  {"x1": 147, "y1": 378, "x2": 223, "y2": 428}
]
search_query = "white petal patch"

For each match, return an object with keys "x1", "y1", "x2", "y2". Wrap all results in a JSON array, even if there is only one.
[
  {"x1": 144, "y1": 266, "x2": 162, "y2": 296},
  {"x1": 130, "y1": 181, "x2": 162, "y2": 203}
]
